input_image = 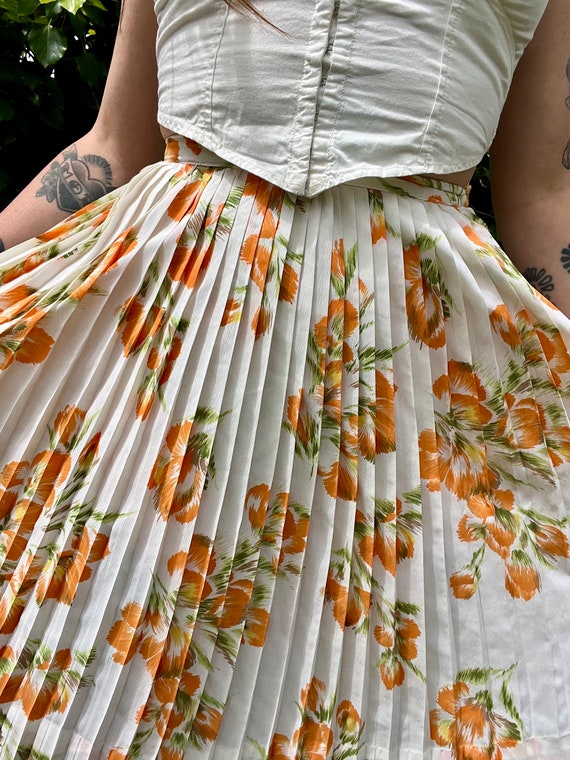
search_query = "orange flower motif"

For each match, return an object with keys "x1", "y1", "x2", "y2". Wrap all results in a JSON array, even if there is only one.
[
  {"x1": 192, "y1": 701, "x2": 223, "y2": 745},
  {"x1": 301, "y1": 677, "x2": 327, "y2": 714},
  {"x1": 336, "y1": 700, "x2": 361, "y2": 734},
  {"x1": 252, "y1": 303, "x2": 273, "y2": 339},
  {"x1": 374, "y1": 625, "x2": 394, "y2": 648},
  {"x1": 370, "y1": 206, "x2": 387, "y2": 243},
  {"x1": 240, "y1": 235, "x2": 272, "y2": 291},
  {"x1": 380, "y1": 658, "x2": 405, "y2": 690},
  {"x1": 4, "y1": 448, "x2": 71, "y2": 513},
  {"x1": 489, "y1": 304, "x2": 522, "y2": 348},
  {"x1": 318, "y1": 415, "x2": 359, "y2": 502},
  {"x1": 168, "y1": 234, "x2": 214, "y2": 289},
  {"x1": 52, "y1": 405, "x2": 87, "y2": 446},
  {"x1": 535, "y1": 326, "x2": 570, "y2": 388},
  {"x1": 148, "y1": 420, "x2": 206, "y2": 522},
  {"x1": 246, "y1": 483, "x2": 271, "y2": 530},
  {"x1": 221, "y1": 297, "x2": 242, "y2": 326},
  {"x1": 434, "y1": 361, "x2": 492, "y2": 428},
  {"x1": 297, "y1": 717, "x2": 333, "y2": 760},
  {"x1": 0, "y1": 647, "x2": 75, "y2": 721},
  {"x1": 118, "y1": 297, "x2": 165, "y2": 358},
  {"x1": 463, "y1": 224, "x2": 492, "y2": 249},
  {"x1": 137, "y1": 336, "x2": 183, "y2": 421},
  {"x1": 219, "y1": 577, "x2": 254, "y2": 629},
  {"x1": 449, "y1": 571, "x2": 478, "y2": 600},
  {"x1": 38, "y1": 528, "x2": 109, "y2": 606},
  {"x1": 268, "y1": 733, "x2": 294, "y2": 760},
  {"x1": 69, "y1": 227, "x2": 137, "y2": 301},
  {"x1": 107, "y1": 602, "x2": 144, "y2": 665},
  {"x1": 430, "y1": 676, "x2": 521, "y2": 759},
  {"x1": 279, "y1": 261, "x2": 299, "y2": 303},
  {"x1": 324, "y1": 571, "x2": 348, "y2": 627},
  {"x1": 535, "y1": 524, "x2": 570, "y2": 559},
  {"x1": 167, "y1": 177, "x2": 209, "y2": 221},
  {"x1": 279, "y1": 503, "x2": 310, "y2": 564},
  {"x1": 77, "y1": 432, "x2": 102, "y2": 470},
  {"x1": 418, "y1": 427, "x2": 492, "y2": 501},
  {"x1": 345, "y1": 586, "x2": 371, "y2": 627},
  {"x1": 404, "y1": 243, "x2": 446, "y2": 349},
  {"x1": 504, "y1": 560, "x2": 540, "y2": 601},
  {"x1": 243, "y1": 606, "x2": 271, "y2": 647},
  {"x1": 374, "y1": 370, "x2": 396, "y2": 454},
  {"x1": 1, "y1": 323, "x2": 54, "y2": 370},
  {"x1": 462, "y1": 489, "x2": 517, "y2": 560},
  {"x1": 0, "y1": 283, "x2": 37, "y2": 324}
]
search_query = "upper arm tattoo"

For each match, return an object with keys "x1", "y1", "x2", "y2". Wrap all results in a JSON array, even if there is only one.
[
  {"x1": 36, "y1": 144, "x2": 115, "y2": 213},
  {"x1": 563, "y1": 59, "x2": 570, "y2": 169},
  {"x1": 524, "y1": 266, "x2": 556, "y2": 299}
]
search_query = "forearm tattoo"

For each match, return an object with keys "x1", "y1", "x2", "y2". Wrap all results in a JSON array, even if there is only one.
[
  {"x1": 524, "y1": 266, "x2": 556, "y2": 299},
  {"x1": 36, "y1": 144, "x2": 114, "y2": 213},
  {"x1": 0, "y1": 239, "x2": 4, "y2": 253},
  {"x1": 563, "y1": 59, "x2": 570, "y2": 169}
]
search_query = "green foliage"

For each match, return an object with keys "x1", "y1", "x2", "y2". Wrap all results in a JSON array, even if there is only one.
[{"x1": 0, "y1": 0, "x2": 120, "y2": 208}]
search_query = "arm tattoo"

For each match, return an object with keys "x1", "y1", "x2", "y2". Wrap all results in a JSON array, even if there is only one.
[
  {"x1": 561, "y1": 242, "x2": 570, "y2": 273},
  {"x1": 524, "y1": 266, "x2": 556, "y2": 298},
  {"x1": 0, "y1": 239, "x2": 4, "y2": 253},
  {"x1": 562, "y1": 59, "x2": 570, "y2": 169},
  {"x1": 36, "y1": 144, "x2": 115, "y2": 213}
]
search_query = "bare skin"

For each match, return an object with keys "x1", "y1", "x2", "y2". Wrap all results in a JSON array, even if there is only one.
[{"x1": 491, "y1": 0, "x2": 570, "y2": 315}]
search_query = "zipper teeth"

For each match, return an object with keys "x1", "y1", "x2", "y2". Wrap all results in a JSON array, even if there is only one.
[
  {"x1": 305, "y1": 0, "x2": 340, "y2": 194},
  {"x1": 319, "y1": 0, "x2": 340, "y2": 91}
]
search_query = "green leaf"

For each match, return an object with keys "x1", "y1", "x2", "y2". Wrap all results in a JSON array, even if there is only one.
[
  {"x1": 75, "y1": 50, "x2": 106, "y2": 85},
  {"x1": 28, "y1": 24, "x2": 67, "y2": 66},
  {"x1": 60, "y1": 0, "x2": 86, "y2": 12},
  {"x1": 0, "y1": 0, "x2": 39, "y2": 14}
]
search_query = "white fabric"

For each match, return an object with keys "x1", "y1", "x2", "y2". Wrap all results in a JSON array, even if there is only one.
[{"x1": 154, "y1": 0, "x2": 548, "y2": 196}]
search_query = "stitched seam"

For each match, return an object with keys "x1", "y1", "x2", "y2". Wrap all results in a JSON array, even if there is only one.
[{"x1": 420, "y1": 0, "x2": 457, "y2": 154}]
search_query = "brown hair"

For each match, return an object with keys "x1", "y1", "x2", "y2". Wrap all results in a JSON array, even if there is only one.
[{"x1": 223, "y1": 0, "x2": 276, "y2": 26}]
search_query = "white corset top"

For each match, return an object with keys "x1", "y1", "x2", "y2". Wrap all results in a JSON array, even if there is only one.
[{"x1": 154, "y1": 0, "x2": 548, "y2": 196}]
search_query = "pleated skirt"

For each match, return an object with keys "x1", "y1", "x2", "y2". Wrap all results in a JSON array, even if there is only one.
[{"x1": 1, "y1": 135, "x2": 570, "y2": 760}]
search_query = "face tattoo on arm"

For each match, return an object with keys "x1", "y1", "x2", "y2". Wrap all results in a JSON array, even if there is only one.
[{"x1": 36, "y1": 144, "x2": 115, "y2": 213}]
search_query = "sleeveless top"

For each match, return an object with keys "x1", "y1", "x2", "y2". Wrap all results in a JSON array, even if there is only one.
[{"x1": 153, "y1": 0, "x2": 548, "y2": 196}]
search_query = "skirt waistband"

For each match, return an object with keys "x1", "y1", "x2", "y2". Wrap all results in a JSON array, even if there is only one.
[{"x1": 163, "y1": 134, "x2": 469, "y2": 208}]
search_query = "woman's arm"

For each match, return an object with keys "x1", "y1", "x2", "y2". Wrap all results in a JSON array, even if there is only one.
[
  {"x1": 0, "y1": 0, "x2": 164, "y2": 251},
  {"x1": 491, "y1": 0, "x2": 570, "y2": 317}
]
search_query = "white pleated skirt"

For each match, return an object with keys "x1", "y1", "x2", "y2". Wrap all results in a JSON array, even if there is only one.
[{"x1": 0, "y1": 136, "x2": 570, "y2": 760}]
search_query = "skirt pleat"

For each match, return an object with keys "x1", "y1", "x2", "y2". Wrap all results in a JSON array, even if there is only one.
[{"x1": 1, "y1": 136, "x2": 570, "y2": 759}]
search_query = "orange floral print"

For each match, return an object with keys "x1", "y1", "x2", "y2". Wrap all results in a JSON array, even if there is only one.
[
  {"x1": 118, "y1": 296, "x2": 166, "y2": 358},
  {"x1": 167, "y1": 175, "x2": 211, "y2": 221},
  {"x1": 374, "y1": 600, "x2": 423, "y2": 690},
  {"x1": 404, "y1": 236, "x2": 449, "y2": 349},
  {"x1": 148, "y1": 412, "x2": 217, "y2": 522},
  {"x1": 0, "y1": 320, "x2": 55, "y2": 371},
  {"x1": 69, "y1": 226, "x2": 138, "y2": 301},
  {"x1": 430, "y1": 666, "x2": 523, "y2": 760},
  {"x1": 107, "y1": 602, "x2": 144, "y2": 665}
]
